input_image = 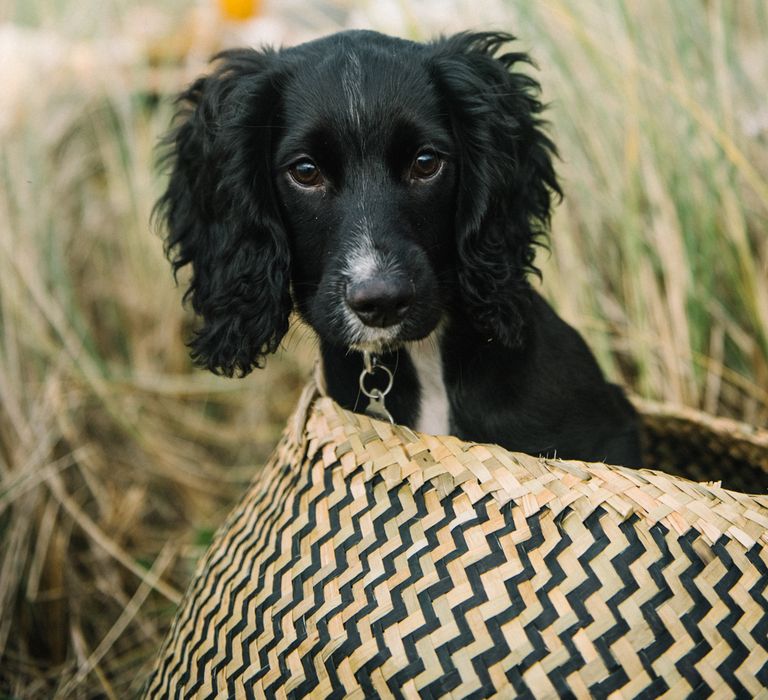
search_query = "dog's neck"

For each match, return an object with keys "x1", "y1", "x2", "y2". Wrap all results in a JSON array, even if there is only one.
[
  {"x1": 406, "y1": 332, "x2": 450, "y2": 435},
  {"x1": 318, "y1": 331, "x2": 451, "y2": 434}
]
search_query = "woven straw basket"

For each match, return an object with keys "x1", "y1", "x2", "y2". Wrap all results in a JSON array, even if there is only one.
[{"x1": 144, "y1": 379, "x2": 768, "y2": 699}]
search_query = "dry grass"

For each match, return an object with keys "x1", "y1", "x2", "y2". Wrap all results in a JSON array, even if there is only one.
[
  {"x1": 516, "y1": 0, "x2": 768, "y2": 425},
  {"x1": 0, "y1": 17, "x2": 312, "y2": 696},
  {"x1": 0, "y1": 0, "x2": 766, "y2": 697}
]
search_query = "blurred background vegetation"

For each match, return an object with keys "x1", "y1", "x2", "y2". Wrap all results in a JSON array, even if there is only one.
[{"x1": 0, "y1": 0, "x2": 766, "y2": 696}]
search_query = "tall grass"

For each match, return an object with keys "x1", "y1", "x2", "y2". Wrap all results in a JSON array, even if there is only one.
[
  {"x1": 509, "y1": 0, "x2": 768, "y2": 423},
  {"x1": 0, "y1": 0, "x2": 766, "y2": 696},
  {"x1": 0, "y1": 40, "x2": 310, "y2": 699}
]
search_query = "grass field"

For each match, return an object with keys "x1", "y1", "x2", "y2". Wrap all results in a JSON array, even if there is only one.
[{"x1": 1, "y1": 0, "x2": 766, "y2": 696}]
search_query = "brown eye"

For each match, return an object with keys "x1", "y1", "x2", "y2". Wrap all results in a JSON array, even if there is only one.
[
  {"x1": 410, "y1": 150, "x2": 442, "y2": 180},
  {"x1": 288, "y1": 158, "x2": 323, "y2": 188}
]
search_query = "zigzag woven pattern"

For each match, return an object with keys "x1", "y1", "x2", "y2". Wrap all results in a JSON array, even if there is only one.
[{"x1": 145, "y1": 383, "x2": 768, "y2": 699}]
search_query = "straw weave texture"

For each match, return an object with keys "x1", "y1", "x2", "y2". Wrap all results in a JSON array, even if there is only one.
[{"x1": 145, "y1": 383, "x2": 768, "y2": 699}]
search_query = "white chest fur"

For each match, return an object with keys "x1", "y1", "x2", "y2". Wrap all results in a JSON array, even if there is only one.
[{"x1": 408, "y1": 334, "x2": 450, "y2": 435}]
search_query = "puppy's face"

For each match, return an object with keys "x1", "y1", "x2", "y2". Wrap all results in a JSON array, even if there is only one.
[
  {"x1": 274, "y1": 46, "x2": 458, "y2": 352},
  {"x1": 158, "y1": 31, "x2": 558, "y2": 377}
]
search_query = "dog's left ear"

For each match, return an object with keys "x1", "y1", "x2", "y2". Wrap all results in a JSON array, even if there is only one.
[
  {"x1": 155, "y1": 49, "x2": 292, "y2": 377},
  {"x1": 428, "y1": 32, "x2": 561, "y2": 347}
]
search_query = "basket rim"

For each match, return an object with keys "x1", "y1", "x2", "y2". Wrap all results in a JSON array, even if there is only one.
[
  {"x1": 295, "y1": 376, "x2": 768, "y2": 542},
  {"x1": 631, "y1": 395, "x2": 768, "y2": 447}
]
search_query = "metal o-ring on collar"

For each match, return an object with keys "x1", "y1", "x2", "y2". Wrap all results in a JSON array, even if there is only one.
[
  {"x1": 359, "y1": 363, "x2": 394, "y2": 399},
  {"x1": 359, "y1": 352, "x2": 395, "y2": 424}
]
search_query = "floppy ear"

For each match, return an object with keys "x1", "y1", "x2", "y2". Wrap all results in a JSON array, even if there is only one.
[
  {"x1": 155, "y1": 48, "x2": 291, "y2": 377},
  {"x1": 428, "y1": 32, "x2": 561, "y2": 347}
]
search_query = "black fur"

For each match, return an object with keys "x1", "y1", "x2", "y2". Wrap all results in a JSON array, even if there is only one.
[
  {"x1": 156, "y1": 30, "x2": 642, "y2": 466},
  {"x1": 155, "y1": 49, "x2": 291, "y2": 376}
]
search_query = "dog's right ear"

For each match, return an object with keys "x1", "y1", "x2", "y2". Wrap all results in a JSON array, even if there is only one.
[
  {"x1": 427, "y1": 33, "x2": 560, "y2": 349},
  {"x1": 154, "y1": 49, "x2": 291, "y2": 377}
]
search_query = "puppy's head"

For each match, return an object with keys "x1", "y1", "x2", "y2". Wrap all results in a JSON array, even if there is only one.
[{"x1": 156, "y1": 30, "x2": 559, "y2": 376}]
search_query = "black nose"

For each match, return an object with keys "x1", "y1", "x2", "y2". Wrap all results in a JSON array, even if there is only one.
[{"x1": 346, "y1": 277, "x2": 414, "y2": 328}]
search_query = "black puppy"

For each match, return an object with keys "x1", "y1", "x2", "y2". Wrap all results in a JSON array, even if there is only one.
[{"x1": 157, "y1": 30, "x2": 642, "y2": 466}]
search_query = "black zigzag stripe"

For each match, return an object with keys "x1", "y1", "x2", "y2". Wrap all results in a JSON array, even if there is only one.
[
  {"x1": 638, "y1": 523, "x2": 675, "y2": 674},
  {"x1": 415, "y1": 495, "x2": 504, "y2": 700},
  {"x1": 462, "y1": 500, "x2": 580, "y2": 700},
  {"x1": 459, "y1": 498, "x2": 532, "y2": 700},
  {"x1": 500, "y1": 503, "x2": 546, "y2": 700},
  {"x1": 368, "y1": 483, "x2": 461, "y2": 696},
  {"x1": 357, "y1": 485, "x2": 432, "y2": 697},
  {"x1": 453, "y1": 498, "x2": 522, "y2": 700},
  {"x1": 287, "y1": 471, "x2": 380, "y2": 697},
  {"x1": 360, "y1": 480, "x2": 425, "y2": 697},
  {"x1": 711, "y1": 538, "x2": 748, "y2": 697},
  {"x1": 330, "y1": 471, "x2": 409, "y2": 697},
  {"x1": 214, "y1": 459, "x2": 313, "y2": 697},
  {"x1": 675, "y1": 529, "x2": 712, "y2": 696},
  {"x1": 275, "y1": 469, "x2": 407, "y2": 697},
  {"x1": 295, "y1": 471, "x2": 386, "y2": 698},
  {"x1": 263, "y1": 455, "x2": 360, "y2": 698},
  {"x1": 746, "y1": 545, "x2": 768, "y2": 687},
  {"x1": 517, "y1": 508, "x2": 572, "y2": 689},
  {"x1": 183, "y1": 474, "x2": 304, "y2": 696},
  {"x1": 386, "y1": 489, "x2": 435, "y2": 686},
  {"x1": 309, "y1": 471, "x2": 414, "y2": 698},
  {"x1": 163, "y1": 454, "x2": 301, "y2": 698},
  {"x1": 417, "y1": 490, "x2": 485, "y2": 698},
  {"x1": 551, "y1": 507, "x2": 612, "y2": 690},
  {"x1": 145, "y1": 455, "x2": 295, "y2": 697},
  {"x1": 354, "y1": 480, "x2": 432, "y2": 696},
  {"x1": 183, "y1": 452, "x2": 316, "y2": 698},
  {"x1": 590, "y1": 515, "x2": 665, "y2": 699},
  {"x1": 409, "y1": 498, "x2": 493, "y2": 695},
  {"x1": 239, "y1": 452, "x2": 345, "y2": 693}
]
